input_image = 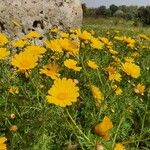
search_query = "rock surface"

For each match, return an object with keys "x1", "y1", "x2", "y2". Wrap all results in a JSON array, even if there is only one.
[{"x1": 0, "y1": 0, "x2": 83, "y2": 38}]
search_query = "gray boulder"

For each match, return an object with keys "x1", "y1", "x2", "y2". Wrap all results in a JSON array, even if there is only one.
[{"x1": 0, "y1": 0, "x2": 83, "y2": 38}]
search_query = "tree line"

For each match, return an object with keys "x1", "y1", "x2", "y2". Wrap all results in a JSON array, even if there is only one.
[{"x1": 82, "y1": 4, "x2": 150, "y2": 26}]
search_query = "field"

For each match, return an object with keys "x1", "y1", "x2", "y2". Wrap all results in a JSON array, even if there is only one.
[{"x1": 0, "y1": 18, "x2": 150, "y2": 150}]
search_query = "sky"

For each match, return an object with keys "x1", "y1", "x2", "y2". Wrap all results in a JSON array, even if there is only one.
[{"x1": 81, "y1": 0, "x2": 150, "y2": 7}]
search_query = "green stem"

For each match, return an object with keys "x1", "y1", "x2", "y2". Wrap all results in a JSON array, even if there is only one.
[
  {"x1": 123, "y1": 138, "x2": 150, "y2": 145},
  {"x1": 97, "y1": 69, "x2": 103, "y2": 86},
  {"x1": 112, "y1": 114, "x2": 124, "y2": 148},
  {"x1": 66, "y1": 109, "x2": 94, "y2": 146},
  {"x1": 136, "y1": 101, "x2": 149, "y2": 148}
]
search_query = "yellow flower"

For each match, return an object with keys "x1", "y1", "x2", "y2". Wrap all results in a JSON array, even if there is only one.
[
  {"x1": 49, "y1": 26, "x2": 59, "y2": 33},
  {"x1": 60, "y1": 32, "x2": 69, "y2": 38},
  {"x1": 11, "y1": 39, "x2": 27, "y2": 48},
  {"x1": 70, "y1": 34, "x2": 78, "y2": 40},
  {"x1": 114, "y1": 143, "x2": 126, "y2": 150},
  {"x1": 9, "y1": 86, "x2": 19, "y2": 95},
  {"x1": 124, "y1": 57, "x2": 135, "y2": 63},
  {"x1": 11, "y1": 51, "x2": 38, "y2": 71},
  {"x1": 0, "y1": 136, "x2": 7, "y2": 150},
  {"x1": 90, "y1": 38, "x2": 104, "y2": 49},
  {"x1": 87, "y1": 60, "x2": 98, "y2": 70},
  {"x1": 24, "y1": 45, "x2": 46, "y2": 57},
  {"x1": 134, "y1": 83, "x2": 145, "y2": 95},
  {"x1": 46, "y1": 78, "x2": 79, "y2": 107},
  {"x1": 109, "y1": 72, "x2": 122, "y2": 82},
  {"x1": 79, "y1": 30, "x2": 92, "y2": 41},
  {"x1": 131, "y1": 52, "x2": 140, "y2": 58},
  {"x1": 45, "y1": 39, "x2": 63, "y2": 53},
  {"x1": 123, "y1": 37, "x2": 136, "y2": 48},
  {"x1": 94, "y1": 116, "x2": 113, "y2": 140},
  {"x1": 109, "y1": 48, "x2": 118, "y2": 55},
  {"x1": 0, "y1": 33, "x2": 8, "y2": 46},
  {"x1": 139, "y1": 34, "x2": 150, "y2": 40},
  {"x1": 91, "y1": 85, "x2": 104, "y2": 106},
  {"x1": 99, "y1": 37, "x2": 113, "y2": 47},
  {"x1": 59, "y1": 38, "x2": 79, "y2": 55},
  {"x1": 0, "y1": 48, "x2": 10, "y2": 60},
  {"x1": 40, "y1": 64, "x2": 60, "y2": 80},
  {"x1": 122, "y1": 62, "x2": 141, "y2": 78},
  {"x1": 112, "y1": 85, "x2": 123, "y2": 95},
  {"x1": 24, "y1": 31, "x2": 41, "y2": 39},
  {"x1": 64, "y1": 59, "x2": 82, "y2": 72}
]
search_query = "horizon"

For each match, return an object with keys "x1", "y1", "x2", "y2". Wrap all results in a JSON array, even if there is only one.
[{"x1": 81, "y1": 0, "x2": 150, "y2": 7}]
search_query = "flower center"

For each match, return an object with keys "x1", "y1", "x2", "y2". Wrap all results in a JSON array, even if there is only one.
[{"x1": 56, "y1": 92, "x2": 68, "y2": 101}]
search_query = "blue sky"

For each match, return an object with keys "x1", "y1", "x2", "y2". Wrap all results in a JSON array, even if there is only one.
[{"x1": 81, "y1": 0, "x2": 150, "y2": 7}]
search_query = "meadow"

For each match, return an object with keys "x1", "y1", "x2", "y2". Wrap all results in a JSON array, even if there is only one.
[{"x1": 0, "y1": 17, "x2": 150, "y2": 150}]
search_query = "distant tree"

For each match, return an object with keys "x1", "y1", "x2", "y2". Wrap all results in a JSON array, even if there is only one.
[
  {"x1": 96, "y1": 6, "x2": 107, "y2": 17},
  {"x1": 113, "y1": 10, "x2": 124, "y2": 18},
  {"x1": 110, "y1": 4, "x2": 118, "y2": 16},
  {"x1": 105, "y1": 9, "x2": 112, "y2": 17},
  {"x1": 137, "y1": 6, "x2": 150, "y2": 25},
  {"x1": 119, "y1": 5, "x2": 128, "y2": 13}
]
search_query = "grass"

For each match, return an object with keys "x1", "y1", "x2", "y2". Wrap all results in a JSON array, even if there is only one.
[{"x1": 0, "y1": 17, "x2": 150, "y2": 150}]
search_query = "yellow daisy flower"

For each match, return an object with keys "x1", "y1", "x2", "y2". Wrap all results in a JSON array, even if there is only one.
[
  {"x1": 114, "y1": 143, "x2": 126, "y2": 150},
  {"x1": 94, "y1": 116, "x2": 113, "y2": 140},
  {"x1": 79, "y1": 30, "x2": 92, "y2": 41},
  {"x1": 9, "y1": 86, "x2": 19, "y2": 95},
  {"x1": 24, "y1": 45, "x2": 46, "y2": 57},
  {"x1": 46, "y1": 78, "x2": 79, "y2": 107},
  {"x1": 134, "y1": 83, "x2": 145, "y2": 95},
  {"x1": 40, "y1": 64, "x2": 60, "y2": 80},
  {"x1": 45, "y1": 39, "x2": 63, "y2": 52},
  {"x1": 0, "y1": 33, "x2": 8, "y2": 46},
  {"x1": 11, "y1": 51, "x2": 38, "y2": 71},
  {"x1": 24, "y1": 31, "x2": 41, "y2": 39},
  {"x1": 64, "y1": 59, "x2": 82, "y2": 72},
  {"x1": 59, "y1": 38, "x2": 79, "y2": 55},
  {"x1": 122, "y1": 62, "x2": 140, "y2": 78},
  {"x1": 0, "y1": 48, "x2": 10, "y2": 60},
  {"x1": 90, "y1": 38, "x2": 104, "y2": 49},
  {"x1": 87, "y1": 60, "x2": 98, "y2": 70},
  {"x1": 91, "y1": 85, "x2": 104, "y2": 106},
  {"x1": 11, "y1": 39, "x2": 27, "y2": 48},
  {"x1": 0, "y1": 136, "x2": 7, "y2": 150}
]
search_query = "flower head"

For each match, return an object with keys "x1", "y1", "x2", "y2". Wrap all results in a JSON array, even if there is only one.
[
  {"x1": 105, "y1": 66, "x2": 122, "y2": 82},
  {"x1": 45, "y1": 39, "x2": 62, "y2": 52},
  {"x1": 59, "y1": 38, "x2": 79, "y2": 55},
  {"x1": 0, "y1": 33, "x2": 8, "y2": 46},
  {"x1": 11, "y1": 51, "x2": 38, "y2": 71},
  {"x1": 114, "y1": 143, "x2": 126, "y2": 150},
  {"x1": 40, "y1": 64, "x2": 60, "y2": 80},
  {"x1": 91, "y1": 85, "x2": 104, "y2": 106},
  {"x1": 0, "y1": 48, "x2": 10, "y2": 60},
  {"x1": 46, "y1": 78, "x2": 79, "y2": 107},
  {"x1": 64, "y1": 59, "x2": 82, "y2": 72},
  {"x1": 24, "y1": 31, "x2": 41, "y2": 39},
  {"x1": 0, "y1": 136, "x2": 7, "y2": 150},
  {"x1": 9, "y1": 86, "x2": 19, "y2": 95},
  {"x1": 11, "y1": 39, "x2": 27, "y2": 48},
  {"x1": 134, "y1": 83, "x2": 145, "y2": 95},
  {"x1": 79, "y1": 30, "x2": 92, "y2": 41},
  {"x1": 87, "y1": 60, "x2": 98, "y2": 70},
  {"x1": 122, "y1": 62, "x2": 140, "y2": 78},
  {"x1": 24, "y1": 45, "x2": 46, "y2": 57},
  {"x1": 90, "y1": 38, "x2": 104, "y2": 49},
  {"x1": 94, "y1": 116, "x2": 113, "y2": 140}
]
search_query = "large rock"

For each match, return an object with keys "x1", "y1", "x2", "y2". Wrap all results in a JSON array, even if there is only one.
[{"x1": 0, "y1": 0, "x2": 83, "y2": 38}]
